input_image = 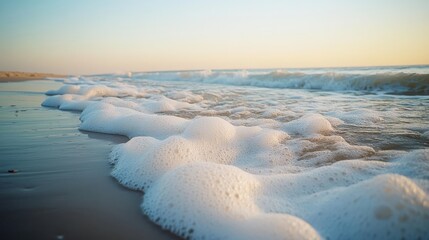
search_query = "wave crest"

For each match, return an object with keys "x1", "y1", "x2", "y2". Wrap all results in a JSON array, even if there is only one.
[{"x1": 136, "y1": 70, "x2": 429, "y2": 95}]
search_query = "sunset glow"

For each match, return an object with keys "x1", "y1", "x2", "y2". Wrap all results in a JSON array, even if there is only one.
[{"x1": 1, "y1": 0, "x2": 428, "y2": 74}]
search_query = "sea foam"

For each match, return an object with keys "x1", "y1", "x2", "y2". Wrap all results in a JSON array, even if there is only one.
[{"x1": 42, "y1": 68, "x2": 429, "y2": 240}]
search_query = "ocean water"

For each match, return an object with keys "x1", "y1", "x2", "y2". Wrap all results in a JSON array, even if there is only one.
[{"x1": 42, "y1": 66, "x2": 429, "y2": 240}]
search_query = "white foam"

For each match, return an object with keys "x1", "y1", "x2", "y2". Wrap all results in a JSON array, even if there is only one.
[
  {"x1": 46, "y1": 85, "x2": 81, "y2": 95},
  {"x1": 142, "y1": 96, "x2": 199, "y2": 113},
  {"x1": 303, "y1": 174, "x2": 429, "y2": 240},
  {"x1": 80, "y1": 102, "x2": 189, "y2": 139},
  {"x1": 106, "y1": 114, "x2": 429, "y2": 239},
  {"x1": 283, "y1": 113, "x2": 334, "y2": 136},
  {"x1": 391, "y1": 149, "x2": 429, "y2": 180},
  {"x1": 109, "y1": 116, "x2": 289, "y2": 190},
  {"x1": 327, "y1": 109, "x2": 383, "y2": 125},
  {"x1": 41, "y1": 73, "x2": 429, "y2": 240},
  {"x1": 42, "y1": 84, "x2": 147, "y2": 111},
  {"x1": 166, "y1": 91, "x2": 204, "y2": 103},
  {"x1": 262, "y1": 108, "x2": 283, "y2": 118},
  {"x1": 41, "y1": 94, "x2": 93, "y2": 111}
]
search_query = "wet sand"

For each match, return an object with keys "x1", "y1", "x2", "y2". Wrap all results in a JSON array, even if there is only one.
[{"x1": 0, "y1": 80, "x2": 176, "y2": 239}]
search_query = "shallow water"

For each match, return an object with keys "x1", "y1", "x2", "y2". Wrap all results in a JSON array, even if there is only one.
[
  {"x1": 0, "y1": 80, "x2": 176, "y2": 240},
  {"x1": 41, "y1": 66, "x2": 429, "y2": 240}
]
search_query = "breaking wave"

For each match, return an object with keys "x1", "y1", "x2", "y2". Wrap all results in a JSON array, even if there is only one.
[{"x1": 135, "y1": 68, "x2": 429, "y2": 95}]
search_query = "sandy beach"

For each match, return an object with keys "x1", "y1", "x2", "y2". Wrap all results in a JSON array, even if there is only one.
[
  {"x1": 0, "y1": 72, "x2": 66, "y2": 82},
  {"x1": 1, "y1": 1, "x2": 428, "y2": 238},
  {"x1": 0, "y1": 80, "x2": 176, "y2": 239}
]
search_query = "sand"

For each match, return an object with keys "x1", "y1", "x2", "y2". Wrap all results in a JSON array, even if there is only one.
[
  {"x1": 0, "y1": 71, "x2": 66, "y2": 82},
  {"x1": 0, "y1": 80, "x2": 177, "y2": 239}
]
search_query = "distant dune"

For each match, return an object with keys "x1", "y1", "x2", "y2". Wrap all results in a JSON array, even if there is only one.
[{"x1": 0, "y1": 71, "x2": 66, "y2": 82}]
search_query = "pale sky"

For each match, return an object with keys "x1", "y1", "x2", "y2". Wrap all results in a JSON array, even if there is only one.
[{"x1": 0, "y1": 0, "x2": 428, "y2": 74}]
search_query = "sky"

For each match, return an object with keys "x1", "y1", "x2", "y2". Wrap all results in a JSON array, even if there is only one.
[{"x1": 0, "y1": 0, "x2": 428, "y2": 74}]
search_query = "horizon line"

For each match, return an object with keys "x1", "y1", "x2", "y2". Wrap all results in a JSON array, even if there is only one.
[
  {"x1": 85, "y1": 63, "x2": 429, "y2": 76},
  {"x1": 2, "y1": 63, "x2": 428, "y2": 76}
]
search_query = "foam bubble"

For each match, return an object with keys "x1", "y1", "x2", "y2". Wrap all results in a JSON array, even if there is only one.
[
  {"x1": 166, "y1": 91, "x2": 204, "y2": 103},
  {"x1": 46, "y1": 85, "x2": 81, "y2": 95},
  {"x1": 42, "y1": 84, "x2": 147, "y2": 111},
  {"x1": 143, "y1": 96, "x2": 198, "y2": 113},
  {"x1": 80, "y1": 102, "x2": 189, "y2": 139},
  {"x1": 142, "y1": 162, "x2": 262, "y2": 239},
  {"x1": 327, "y1": 109, "x2": 383, "y2": 125},
  {"x1": 283, "y1": 113, "x2": 334, "y2": 136},
  {"x1": 306, "y1": 174, "x2": 429, "y2": 240},
  {"x1": 41, "y1": 94, "x2": 92, "y2": 111},
  {"x1": 184, "y1": 117, "x2": 236, "y2": 142},
  {"x1": 229, "y1": 214, "x2": 321, "y2": 240},
  {"x1": 391, "y1": 149, "x2": 429, "y2": 180}
]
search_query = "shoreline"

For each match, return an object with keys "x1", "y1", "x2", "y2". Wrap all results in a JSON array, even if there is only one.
[
  {"x1": 0, "y1": 71, "x2": 67, "y2": 82},
  {"x1": 0, "y1": 80, "x2": 176, "y2": 240}
]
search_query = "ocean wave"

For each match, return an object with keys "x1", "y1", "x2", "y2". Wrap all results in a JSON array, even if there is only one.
[
  {"x1": 135, "y1": 70, "x2": 429, "y2": 95},
  {"x1": 42, "y1": 71, "x2": 429, "y2": 239}
]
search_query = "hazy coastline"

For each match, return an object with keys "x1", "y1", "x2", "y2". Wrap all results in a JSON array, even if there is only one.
[{"x1": 0, "y1": 71, "x2": 66, "y2": 82}]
